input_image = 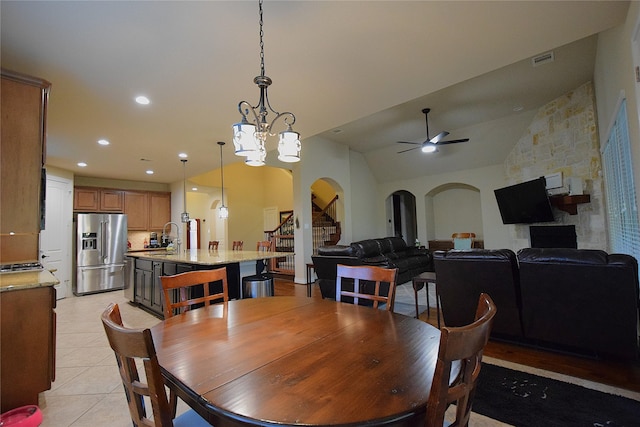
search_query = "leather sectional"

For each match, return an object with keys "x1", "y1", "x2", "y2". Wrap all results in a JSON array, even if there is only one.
[
  {"x1": 434, "y1": 247, "x2": 640, "y2": 359},
  {"x1": 312, "y1": 237, "x2": 433, "y2": 300}
]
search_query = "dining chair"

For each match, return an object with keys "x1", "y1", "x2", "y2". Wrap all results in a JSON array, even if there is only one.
[
  {"x1": 254, "y1": 240, "x2": 273, "y2": 274},
  {"x1": 101, "y1": 303, "x2": 211, "y2": 427},
  {"x1": 208, "y1": 240, "x2": 219, "y2": 250},
  {"x1": 160, "y1": 268, "x2": 229, "y2": 319},
  {"x1": 232, "y1": 240, "x2": 244, "y2": 250},
  {"x1": 256, "y1": 240, "x2": 272, "y2": 252},
  {"x1": 452, "y1": 232, "x2": 476, "y2": 250},
  {"x1": 425, "y1": 293, "x2": 497, "y2": 427},
  {"x1": 335, "y1": 264, "x2": 399, "y2": 311}
]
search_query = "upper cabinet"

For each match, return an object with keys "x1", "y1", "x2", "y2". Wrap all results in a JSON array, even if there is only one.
[
  {"x1": 74, "y1": 187, "x2": 170, "y2": 231},
  {"x1": 73, "y1": 187, "x2": 123, "y2": 212},
  {"x1": 1, "y1": 69, "x2": 51, "y2": 264},
  {"x1": 124, "y1": 191, "x2": 149, "y2": 230},
  {"x1": 148, "y1": 192, "x2": 171, "y2": 230}
]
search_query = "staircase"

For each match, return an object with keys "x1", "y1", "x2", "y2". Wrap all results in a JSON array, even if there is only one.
[
  {"x1": 312, "y1": 195, "x2": 341, "y2": 254},
  {"x1": 265, "y1": 212, "x2": 294, "y2": 277}
]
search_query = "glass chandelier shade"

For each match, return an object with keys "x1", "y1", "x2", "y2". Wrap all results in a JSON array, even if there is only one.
[
  {"x1": 278, "y1": 128, "x2": 301, "y2": 163},
  {"x1": 232, "y1": 0, "x2": 300, "y2": 166}
]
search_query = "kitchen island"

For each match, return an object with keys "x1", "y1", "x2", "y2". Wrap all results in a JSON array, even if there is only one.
[
  {"x1": 126, "y1": 249, "x2": 291, "y2": 318},
  {"x1": 0, "y1": 270, "x2": 59, "y2": 412}
]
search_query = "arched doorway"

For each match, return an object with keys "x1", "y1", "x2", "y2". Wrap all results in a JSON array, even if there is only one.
[
  {"x1": 311, "y1": 178, "x2": 344, "y2": 253},
  {"x1": 385, "y1": 190, "x2": 417, "y2": 245},
  {"x1": 425, "y1": 183, "x2": 482, "y2": 241}
]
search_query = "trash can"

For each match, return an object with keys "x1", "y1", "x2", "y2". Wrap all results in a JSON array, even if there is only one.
[
  {"x1": 242, "y1": 274, "x2": 274, "y2": 298},
  {"x1": 0, "y1": 405, "x2": 43, "y2": 427}
]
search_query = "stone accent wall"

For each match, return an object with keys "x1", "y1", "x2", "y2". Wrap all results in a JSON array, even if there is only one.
[{"x1": 503, "y1": 82, "x2": 606, "y2": 250}]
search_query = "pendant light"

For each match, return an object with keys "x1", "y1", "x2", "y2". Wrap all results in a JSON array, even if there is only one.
[
  {"x1": 218, "y1": 141, "x2": 229, "y2": 219},
  {"x1": 180, "y1": 159, "x2": 189, "y2": 223},
  {"x1": 232, "y1": 0, "x2": 301, "y2": 166}
]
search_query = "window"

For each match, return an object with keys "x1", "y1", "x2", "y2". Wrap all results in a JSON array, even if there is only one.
[{"x1": 602, "y1": 99, "x2": 640, "y2": 259}]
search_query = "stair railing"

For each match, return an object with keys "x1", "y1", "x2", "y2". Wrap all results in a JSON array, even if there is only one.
[{"x1": 264, "y1": 212, "x2": 295, "y2": 275}]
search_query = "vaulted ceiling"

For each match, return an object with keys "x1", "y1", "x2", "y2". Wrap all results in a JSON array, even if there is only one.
[{"x1": 1, "y1": 1, "x2": 629, "y2": 184}]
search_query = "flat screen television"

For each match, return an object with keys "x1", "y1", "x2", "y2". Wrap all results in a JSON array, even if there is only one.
[{"x1": 494, "y1": 177, "x2": 555, "y2": 224}]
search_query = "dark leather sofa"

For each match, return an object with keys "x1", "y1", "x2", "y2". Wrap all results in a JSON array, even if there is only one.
[
  {"x1": 312, "y1": 237, "x2": 433, "y2": 300},
  {"x1": 433, "y1": 247, "x2": 640, "y2": 359},
  {"x1": 518, "y1": 248, "x2": 639, "y2": 359},
  {"x1": 433, "y1": 249, "x2": 524, "y2": 340}
]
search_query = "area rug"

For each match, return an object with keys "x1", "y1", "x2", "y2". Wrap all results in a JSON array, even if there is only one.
[
  {"x1": 392, "y1": 282, "x2": 430, "y2": 317},
  {"x1": 473, "y1": 363, "x2": 640, "y2": 427}
]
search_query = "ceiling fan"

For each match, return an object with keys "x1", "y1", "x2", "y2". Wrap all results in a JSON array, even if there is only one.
[{"x1": 397, "y1": 108, "x2": 469, "y2": 153}]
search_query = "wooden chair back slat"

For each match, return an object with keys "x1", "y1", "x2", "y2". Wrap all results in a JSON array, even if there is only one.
[
  {"x1": 101, "y1": 303, "x2": 176, "y2": 427},
  {"x1": 335, "y1": 264, "x2": 398, "y2": 311},
  {"x1": 160, "y1": 268, "x2": 229, "y2": 319},
  {"x1": 425, "y1": 293, "x2": 496, "y2": 427}
]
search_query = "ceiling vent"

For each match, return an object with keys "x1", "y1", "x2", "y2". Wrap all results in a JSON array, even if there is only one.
[{"x1": 531, "y1": 51, "x2": 555, "y2": 67}]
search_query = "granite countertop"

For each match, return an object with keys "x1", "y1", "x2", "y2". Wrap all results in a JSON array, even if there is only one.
[
  {"x1": 0, "y1": 269, "x2": 59, "y2": 292},
  {"x1": 126, "y1": 249, "x2": 292, "y2": 266}
]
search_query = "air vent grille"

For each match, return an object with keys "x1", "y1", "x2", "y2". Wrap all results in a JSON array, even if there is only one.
[{"x1": 531, "y1": 51, "x2": 555, "y2": 67}]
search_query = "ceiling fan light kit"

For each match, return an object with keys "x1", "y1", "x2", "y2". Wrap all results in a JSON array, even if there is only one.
[{"x1": 396, "y1": 108, "x2": 469, "y2": 154}]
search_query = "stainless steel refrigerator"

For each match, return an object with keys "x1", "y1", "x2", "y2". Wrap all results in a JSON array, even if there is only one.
[{"x1": 73, "y1": 213, "x2": 128, "y2": 295}]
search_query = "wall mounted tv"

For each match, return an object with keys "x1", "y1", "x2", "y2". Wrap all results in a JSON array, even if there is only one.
[{"x1": 494, "y1": 177, "x2": 555, "y2": 224}]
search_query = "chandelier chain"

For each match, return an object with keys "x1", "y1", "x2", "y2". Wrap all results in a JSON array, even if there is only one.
[{"x1": 259, "y1": 0, "x2": 265, "y2": 78}]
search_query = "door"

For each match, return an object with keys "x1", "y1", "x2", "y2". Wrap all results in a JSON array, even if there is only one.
[
  {"x1": 40, "y1": 175, "x2": 72, "y2": 299},
  {"x1": 264, "y1": 207, "x2": 278, "y2": 233}
]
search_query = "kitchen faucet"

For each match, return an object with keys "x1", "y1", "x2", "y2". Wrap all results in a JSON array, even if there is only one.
[{"x1": 162, "y1": 222, "x2": 182, "y2": 253}]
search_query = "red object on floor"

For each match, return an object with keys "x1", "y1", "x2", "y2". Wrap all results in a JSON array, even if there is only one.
[{"x1": 0, "y1": 405, "x2": 43, "y2": 427}]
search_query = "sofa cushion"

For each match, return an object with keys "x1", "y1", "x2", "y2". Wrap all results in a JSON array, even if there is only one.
[
  {"x1": 317, "y1": 245, "x2": 355, "y2": 257},
  {"x1": 386, "y1": 236, "x2": 408, "y2": 253},
  {"x1": 351, "y1": 239, "x2": 382, "y2": 258},
  {"x1": 517, "y1": 247, "x2": 608, "y2": 265}
]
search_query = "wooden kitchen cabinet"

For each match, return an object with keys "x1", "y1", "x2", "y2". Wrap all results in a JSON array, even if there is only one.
[
  {"x1": 73, "y1": 187, "x2": 124, "y2": 212},
  {"x1": 75, "y1": 188, "x2": 169, "y2": 230},
  {"x1": 1, "y1": 70, "x2": 50, "y2": 264},
  {"x1": 1, "y1": 285, "x2": 56, "y2": 412},
  {"x1": 148, "y1": 192, "x2": 171, "y2": 230},
  {"x1": 124, "y1": 191, "x2": 149, "y2": 230}
]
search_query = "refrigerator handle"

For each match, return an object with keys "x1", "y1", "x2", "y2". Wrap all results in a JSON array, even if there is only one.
[{"x1": 101, "y1": 220, "x2": 108, "y2": 262}]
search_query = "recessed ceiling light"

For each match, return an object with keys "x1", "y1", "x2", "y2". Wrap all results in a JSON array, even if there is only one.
[
  {"x1": 146, "y1": 170, "x2": 154, "y2": 175},
  {"x1": 135, "y1": 95, "x2": 150, "y2": 105},
  {"x1": 191, "y1": 187, "x2": 198, "y2": 191},
  {"x1": 178, "y1": 153, "x2": 188, "y2": 158},
  {"x1": 77, "y1": 162, "x2": 87, "y2": 167},
  {"x1": 97, "y1": 139, "x2": 110, "y2": 146}
]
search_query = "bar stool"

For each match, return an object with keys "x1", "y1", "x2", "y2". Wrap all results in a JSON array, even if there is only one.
[{"x1": 208, "y1": 241, "x2": 219, "y2": 250}]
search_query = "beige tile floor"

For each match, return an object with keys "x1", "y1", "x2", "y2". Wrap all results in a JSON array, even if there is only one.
[{"x1": 38, "y1": 290, "x2": 510, "y2": 427}]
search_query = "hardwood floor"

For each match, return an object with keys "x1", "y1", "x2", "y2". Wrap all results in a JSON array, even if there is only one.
[{"x1": 275, "y1": 278, "x2": 640, "y2": 394}]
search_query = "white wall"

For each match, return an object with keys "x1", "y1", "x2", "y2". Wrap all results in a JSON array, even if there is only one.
[
  {"x1": 431, "y1": 187, "x2": 483, "y2": 240},
  {"x1": 378, "y1": 164, "x2": 511, "y2": 250},
  {"x1": 348, "y1": 150, "x2": 380, "y2": 240},
  {"x1": 594, "y1": 2, "x2": 640, "y2": 227}
]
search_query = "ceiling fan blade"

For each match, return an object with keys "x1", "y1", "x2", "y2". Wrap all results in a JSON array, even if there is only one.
[
  {"x1": 396, "y1": 141, "x2": 422, "y2": 145},
  {"x1": 436, "y1": 138, "x2": 470, "y2": 145},
  {"x1": 430, "y1": 131, "x2": 449, "y2": 144},
  {"x1": 397, "y1": 146, "x2": 421, "y2": 154}
]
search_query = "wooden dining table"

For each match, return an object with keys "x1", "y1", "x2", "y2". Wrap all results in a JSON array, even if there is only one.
[{"x1": 150, "y1": 296, "x2": 443, "y2": 427}]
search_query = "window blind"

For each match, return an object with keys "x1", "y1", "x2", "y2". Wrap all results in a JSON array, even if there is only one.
[{"x1": 602, "y1": 99, "x2": 640, "y2": 259}]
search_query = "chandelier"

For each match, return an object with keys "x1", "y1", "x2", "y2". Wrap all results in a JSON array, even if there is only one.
[
  {"x1": 232, "y1": 0, "x2": 301, "y2": 166},
  {"x1": 218, "y1": 141, "x2": 229, "y2": 219}
]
